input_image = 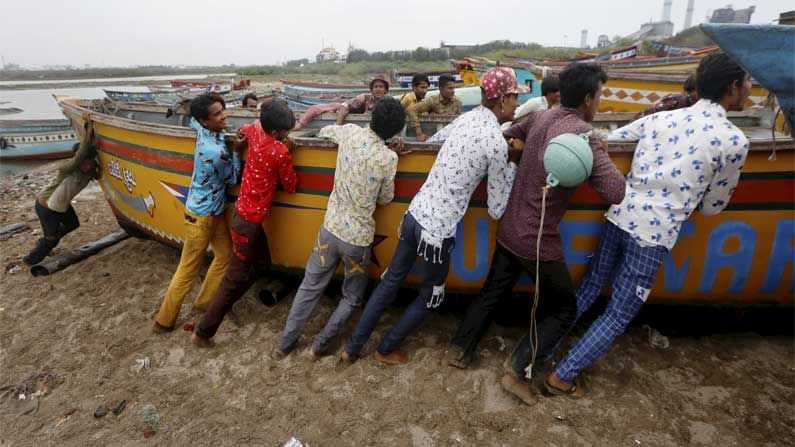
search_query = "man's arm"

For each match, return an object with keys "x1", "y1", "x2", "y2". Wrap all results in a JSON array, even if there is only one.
[
  {"x1": 587, "y1": 136, "x2": 626, "y2": 204},
  {"x1": 317, "y1": 124, "x2": 345, "y2": 143},
  {"x1": 502, "y1": 110, "x2": 538, "y2": 144},
  {"x1": 607, "y1": 116, "x2": 648, "y2": 141},
  {"x1": 486, "y1": 140, "x2": 517, "y2": 220},
  {"x1": 406, "y1": 97, "x2": 436, "y2": 140},
  {"x1": 61, "y1": 128, "x2": 96, "y2": 173},
  {"x1": 699, "y1": 136, "x2": 749, "y2": 215},
  {"x1": 377, "y1": 154, "x2": 398, "y2": 205},
  {"x1": 277, "y1": 146, "x2": 299, "y2": 194}
]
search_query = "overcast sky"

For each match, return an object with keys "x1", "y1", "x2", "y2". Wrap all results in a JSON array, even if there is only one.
[{"x1": 1, "y1": 0, "x2": 789, "y2": 68}]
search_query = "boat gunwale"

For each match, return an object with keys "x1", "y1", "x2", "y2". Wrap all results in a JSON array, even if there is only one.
[{"x1": 58, "y1": 98, "x2": 794, "y2": 154}]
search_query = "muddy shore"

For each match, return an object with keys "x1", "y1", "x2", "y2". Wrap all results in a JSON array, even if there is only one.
[{"x1": 0, "y1": 165, "x2": 793, "y2": 446}]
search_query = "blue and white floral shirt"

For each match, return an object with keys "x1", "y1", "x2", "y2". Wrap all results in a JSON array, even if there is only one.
[
  {"x1": 606, "y1": 100, "x2": 749, "y2": 249},
  {"x1": 409, "y1": 106, "x2": 516, "y2": 240}
]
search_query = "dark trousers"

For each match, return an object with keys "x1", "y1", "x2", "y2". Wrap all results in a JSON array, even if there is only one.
[
  {"x1": 345, "y1": 212, "x2": 454, "y2": 357},
  {"x1": 24, "y1": 199, "x2": 80, "y2": 265},
  {"x1": 196, "y1": 211, "x2": 271, "y2": 339},
  {"x1": 450, "y1": 243, "x2": 578, "y2": 376}
]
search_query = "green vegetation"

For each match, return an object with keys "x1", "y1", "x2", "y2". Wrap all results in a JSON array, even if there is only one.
[
  {"x1": 0, "y1": 65, "x2": 230, "y2": 81},
  {"x1": 2, "y1": 40, "x2": 584, "y2": 83},
  {"x1": 664, "y1": 27, "x2": 715, "y2": 49}
]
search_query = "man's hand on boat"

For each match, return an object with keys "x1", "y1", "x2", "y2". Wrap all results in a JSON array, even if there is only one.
[
  {"x1": 507, "y1": 138, "x2": 523, "y2": 164},
  {"x1": 507, "y1": 137, "x2": 524, "y2": 151},
  {"x1": 281, "y1": 136, "x2": 297, "y2": 152},
  {"x1": 233, "y1": 129, "x2": 248, "y2": 153},
  {"x1": 336, "y1": 107, "x2": 349, "y2": 125},
  {"x1": 388, "y1": 137, "x2": 411, "y2": 156},
  {"x1": 416, "y1": 133, "x2": 429, "y2": 142}
]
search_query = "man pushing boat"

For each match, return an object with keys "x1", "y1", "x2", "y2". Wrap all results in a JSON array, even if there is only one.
[
  {"x1": 23, "y1": 125, "x2": 100, "y2": 266},
  {"x1": 193, "y1": 99, "x2": 298, "y2": 347},
  {"x1": 153, "y1": 92, "x2": 242, "y2": 333},
  {"x1": 537, "y1": 52, "x2": 751, "y2": 400},
  {"x1": 274, "y1": 97, "x2": 408, "y2": 359},
  {"x1": 339, "y1": 66, "x2": 522, "y2": 366}
]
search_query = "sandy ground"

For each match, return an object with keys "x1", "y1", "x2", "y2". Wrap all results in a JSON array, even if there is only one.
[{"x1": 0, "y1": 166, "x2": 793, "y2": 446}]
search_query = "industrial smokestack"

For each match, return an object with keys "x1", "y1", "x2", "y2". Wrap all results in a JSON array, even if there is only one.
[
  {"x1": 662, "y1": 0, "x2": 673, "y2": 22},
  {"x1": 684, "y1": 0, "x2": 695, "y2": 28}
]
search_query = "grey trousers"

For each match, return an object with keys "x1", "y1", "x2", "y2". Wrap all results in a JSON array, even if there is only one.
[{"x1": 277, "y1": 227, "x2": 371, "y2": 354}]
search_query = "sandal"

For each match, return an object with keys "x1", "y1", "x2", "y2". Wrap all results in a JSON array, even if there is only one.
[{"x1": 541, "y1": 378, "x2": 586, "y2": 398}]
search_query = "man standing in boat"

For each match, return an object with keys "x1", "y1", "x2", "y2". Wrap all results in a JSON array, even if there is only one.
[
  {"x1": 274, "y1": 97, "x2": 408, "y2": 359},
  {"x1": 407, "y1": 74, "x2": 463, "y2": 142},
  {"x1": 340, "y1": 67, "x2": 521, "y2": 366},
  {"x1": 154, "y1": 92, "x2": 242, "y2": 333},
  {"x1": 513, "y1": 75, "x2": 560, "y2": 122},
  {"x1": 446, "y1": 63, "x2": 626, "y2": 405},
  {"x1": 242, "y1": 93, "x2": 258, "y2": 109},
  {"x1": 399, "y1": 74, "x2": 431, "y2": 109},
  {"x1": 193, "y1": 99, "x2": 298, "y2": 347},
  {"x1": 22, "y1": 126, "x2": 99, "y2": 266},
  {"x1": 292, "y1": 78, "x2": 390, "y2": 131},
  {"x1": 540, "y1": 53, "x2": 751, "y2": 399}
]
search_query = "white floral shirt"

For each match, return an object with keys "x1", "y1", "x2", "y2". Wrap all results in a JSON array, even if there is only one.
[
  {"x1": 319, "y1": 124, "x2": 398, "y2": 247},
  {"x1": 607, "y1": 99, "x2": 749, "y2": 249},
  {"x1": 409, "y1": 106, "x2": 517, "y2": 240}
]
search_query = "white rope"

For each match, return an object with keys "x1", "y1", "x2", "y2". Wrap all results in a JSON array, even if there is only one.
[{"x1": 525, "y1": 184, "x2": 550, "y2": 380}]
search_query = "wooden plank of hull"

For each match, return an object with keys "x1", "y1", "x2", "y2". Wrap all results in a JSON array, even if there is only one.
[{"x1": 58, "y1": 98, "x2": 795, "y2": 305}]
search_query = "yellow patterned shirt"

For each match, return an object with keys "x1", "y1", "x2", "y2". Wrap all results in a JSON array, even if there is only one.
[
  {"x1": 406, "y1": 95, "x2": 463, "y2": 133},
  {"x1": 318, "y1": 124, "x2": 398, "y2": 246}
]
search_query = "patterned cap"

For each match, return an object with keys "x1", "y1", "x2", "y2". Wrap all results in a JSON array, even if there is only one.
[{"x1": 481, "y1": 66, "x2": 522, "y2": 100}]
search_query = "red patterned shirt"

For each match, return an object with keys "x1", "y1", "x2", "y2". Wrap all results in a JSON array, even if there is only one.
[{"x1": 235, "y1": 122, "x2": 298, "y2": 223}]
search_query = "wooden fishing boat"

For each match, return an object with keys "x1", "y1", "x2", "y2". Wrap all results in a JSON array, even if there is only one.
[
  {"x1": 170, "y1": 79, "x2": 250, "y2": 90},
  {"x1": 393, "y1": 71, "x2": 463, "y2": 88},
  {"x1": 0, "y1": 107, "x2": 23, "y2": 116},
  {"x1": 0, "y1": 119, "x2": 77, "y2": 161},
  {"x1": 453, "y1": 58, "x2": 538, "y2": 102},
  {"x1": 56, "y1": 97, "x2": 794, "y2": 305},
  {"x1": 701, "y1": 23, "x2": 795, "y2": 135},
  {"x1": 517, "y1": 65, "x2": 770, "y2": 114},
  {"x1": 281, "y1": 80, "x2": 413, "y2": 98},
  {"x1": 279, "y1": 85, "x2": 488, "y2": 113},
  {"x1": 104, "y1": 88, "x2": 189, "y2": 105}
]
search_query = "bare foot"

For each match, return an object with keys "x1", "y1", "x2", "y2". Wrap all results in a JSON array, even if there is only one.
[
  {"x1": 191, "y1": 333, "x2": 214, "y2": 348},
  {"x1": 445, "y1": 345, "x2": 473, "y2": 369},
  {"x1": 335, "y1": 351, "x2": 356, "y2": 371},
  {"x1": 373, "y1": 350, "x2": 408, "y2": 365},
  {"x1": 152, "y1": 321, "x2": 173, "y2": 334},
  {"x1": 501, "y1": 373, "x2": 537, "y2": 405}
]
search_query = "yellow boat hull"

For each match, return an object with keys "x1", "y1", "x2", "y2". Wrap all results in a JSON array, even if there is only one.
[{"x1": 59, "y1": 99, "x2": 794, "y2": 306}]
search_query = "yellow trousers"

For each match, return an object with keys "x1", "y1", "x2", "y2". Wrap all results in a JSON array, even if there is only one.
[{"x1": 156, "y1": 209, "x2": 232, "y2": 328}]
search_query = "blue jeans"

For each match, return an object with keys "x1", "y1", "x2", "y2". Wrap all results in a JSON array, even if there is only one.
[{"x1": 345, "y1": 212, "x2": 454, "y2": 357}]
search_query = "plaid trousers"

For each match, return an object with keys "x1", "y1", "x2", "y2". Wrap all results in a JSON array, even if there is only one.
[{"x1": 554, "y1": 220, "x2": 667, "y2": 382}]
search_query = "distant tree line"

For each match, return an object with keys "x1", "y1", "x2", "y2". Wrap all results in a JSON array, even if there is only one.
[{"x1": 345, "y1": 40, "x2": 533, "y2": 63}]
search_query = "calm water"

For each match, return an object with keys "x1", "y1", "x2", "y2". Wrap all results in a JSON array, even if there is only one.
[
  {"x1": 0, "y1": 86, "x2": 140, "y2": 179},
  {"x1": 0, "y1": 73, "x2": 237, "y2": 87}
]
